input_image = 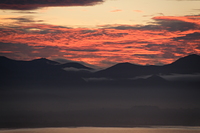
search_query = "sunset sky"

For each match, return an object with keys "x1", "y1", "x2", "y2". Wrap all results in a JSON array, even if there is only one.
[{"x1": 0, "y1": 0, "x2": 200, "y2": 67}]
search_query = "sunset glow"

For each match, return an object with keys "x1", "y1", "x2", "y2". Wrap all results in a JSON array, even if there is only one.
[{"x1": 0, "y1": 0, "x2": 200, "y2": 67}]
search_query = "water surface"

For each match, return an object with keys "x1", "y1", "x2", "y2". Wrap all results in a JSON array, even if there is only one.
[{"x1": 1, "y1": 127, "x2": 200, "y2": 133}]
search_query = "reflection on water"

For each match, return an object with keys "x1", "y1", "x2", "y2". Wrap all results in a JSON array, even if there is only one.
[{"x1": 0, "y1": 127, "x2": 200, "y2": 133}]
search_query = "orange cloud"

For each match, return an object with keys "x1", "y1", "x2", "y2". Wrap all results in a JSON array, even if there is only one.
[
  {"x1": 0, "y1": 51, "x2": 13, "y2": 53},
  {"x1": 153, "y1": 15, "x2": 200, "y2": 25},
  {"x1": 32, "y1": 51, "x2": 40, "y2": 53},
  {"x1": 0, "y1": 17, "x2": 200, "y2": 67}
]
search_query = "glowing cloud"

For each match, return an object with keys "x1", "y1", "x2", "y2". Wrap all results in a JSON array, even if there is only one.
[
  {"x1": 0, "y1": 15, "x2": 200, "y2": 67},
  {"x1": 153, "y1": 15, "x2": 200, "y2": 26},
  {"x1": 0, "y1": 51, "x2": 13, "y2": 53}
]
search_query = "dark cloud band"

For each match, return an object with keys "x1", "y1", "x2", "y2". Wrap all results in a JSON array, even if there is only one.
[{"x1": 0, "y1": 0, "x2": 104, "y2": 10}]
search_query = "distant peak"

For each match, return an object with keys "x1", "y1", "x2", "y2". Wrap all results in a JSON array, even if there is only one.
[
  {"x1": 0, "y1": 56, "x2": 15, "y2": 61},
  {"x1": 116, "y1": 62, "x2": 133, "y2": 66},
  {"x1": 173, "y1": 54, "x2": 200, "y2": 64},
  {"x1": 31, "y1": 58, "x2": 60, "y2": 65},
  {"x1": 146, "y1": 75, "x2": 166, "y2": 81},
  {"x1": 147, "y1": 75, "x2": 163, "y2": 79},
  {"x1": 112, "y1": 62, "x2": 142, "y2": 68},
  {"x1": 187, "y1": 54, "x2": 200, "y2": 58},
  {"x1": 0, "y1": 56, "x2": 6, "y2": 58},
  {"x1": 109, "y1": 62, "x2": 133, "y2": 68},
  {"x1": 181, "y1": 54, "x2": 200, "y2": 59},
  {"x1": 31, "y1": 58, "x2": 48, "y2": 63},
  {"x1": 32, "y1": 58, "x2": 48, "y2": 61},
  {"x1": 61, "y1": 62, "x2": 93, "y2": 70}
]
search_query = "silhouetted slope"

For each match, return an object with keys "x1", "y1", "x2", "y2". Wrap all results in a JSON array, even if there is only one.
[
  {"x1": 94, "y1": 54, "x2": 200, "y2": 78},
  {"x1": 145, "y1": 75, "x2": 166, "y2": 82},
  {"x1": 94, "y1": 63, "x2": 143, "y2": 78},
  {"x1": 173, "y1": 54, "x2": 200, "y2": 66},
  {"x1": 60, "y1": 62, "x2": 93, "y2": 70},
  {"x1": 121, "y1": 75, "x2": 168, "y2": 87},
  {"x1": 1, "y1": 54, "x2": 200, "y2": 88},
  {"x1": 0, "y1": 56, "x2": 14, "y2": 62},
  {"x1": 31, "y1": 58, "x2": 60, "y2": 65},
  {"x1": 0, "y1": 56, "x2": 86, "y2": 88},
  {"x1": 1, "y1": 56, "x2": 200, "y2": 128},
  {"x1": 163, "y1": 54, "x2": 200, "y2": 74},
  {"x1": 144, "y1": 75, "x2": 168, "y2": 85},
  {"x1": 94, "y1": 63, "x2": 161, "y2": 78},
  {"x1": 0, "y1": 56, "x2": 26, "y2": 80}
]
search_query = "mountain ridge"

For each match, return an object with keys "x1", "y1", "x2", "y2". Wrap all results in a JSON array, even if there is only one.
[
  {"x1": 94, "y1": 54, "x2": 200, "y2": 78},
  {"x1": 0, "y1": 56, "x2": 87, "y2": 88},
  {"x1": 0, "y1": 54, "x2": 200, "y2": 88}
]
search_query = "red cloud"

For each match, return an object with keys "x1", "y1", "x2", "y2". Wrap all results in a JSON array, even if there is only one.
[
  {"x1": 0, "y1": 51, "x2": 13, "y2": 53},
  {"x1": 0, "y1": 20, "x2": 200, "y2": 67},
  {"x1": 153, "y1": 15, "x2": 200, "y2": 25},
  {"x1": 0, "y1": 0, "x2": 104, "y2": 10}
]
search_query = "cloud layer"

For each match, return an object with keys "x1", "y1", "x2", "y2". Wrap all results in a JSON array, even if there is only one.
[
  {"x1": 0, "y1": 15, "x2": 200, "y2": 67},
  {"x1": 0, "y1": 0, "x2": 104, "y2": 10}
]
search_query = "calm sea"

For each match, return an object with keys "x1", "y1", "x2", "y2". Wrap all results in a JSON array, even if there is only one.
[{"x1": 0, "y1": 127, "x2": 200, "y2": 133}]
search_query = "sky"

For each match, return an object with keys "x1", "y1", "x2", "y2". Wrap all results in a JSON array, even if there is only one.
[{"x1": 0, "y1": 0, "x2": 200, "y2": 68}]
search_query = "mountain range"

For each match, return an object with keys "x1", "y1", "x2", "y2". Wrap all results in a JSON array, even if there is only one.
[
  {"x1": 1, "y1": 54, "x2": 200, "y2": 128},
  {"x1": 0, "y1": 54, "x2": 200, "y2": 88},
  {"x1": 0, "y1": 56, "x2": 90, "y2": 88},
  {"x1": 94, "y1": 54, "x2": 200, "y2": 78}
]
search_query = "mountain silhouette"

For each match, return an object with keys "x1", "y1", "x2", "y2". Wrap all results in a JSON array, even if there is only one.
[
  {"x1": 31, "y1": 58, "x2": 60, "y2": 65},
  {"x1": 94, "y1": 54, "x2": 200, "y2": 78},
  {"x1": 172, "y1": 54, "x2": 200, "y2": 66},
  {"x1": 145, "y1": 75, "x2": 166, "y2": 81},
  {"x1": 1, "y1": 56, "x2": 200, "y2": 128},
  {"x1": 60, "y1": 62, "x2": 93, "y2": 70},
  {"x1": 163, "y1": 54, "x2": 200, "y2": 74},
  {"x1": 1, "y1": 54, "x2": 200, "y2": 88},
  {"x1": 94, "y1": 62, "x2": 147, "y2": 78},
  {"x1": 0, "y1": 56, "x2": 86, "y2": 88},
  {"x1": 144, "y1": 75, "x2": 168, "y2": 85}
]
